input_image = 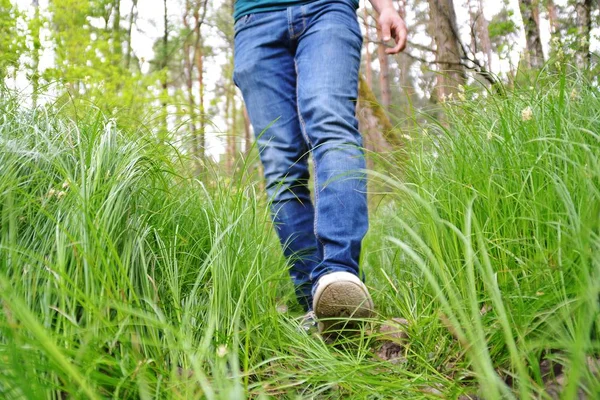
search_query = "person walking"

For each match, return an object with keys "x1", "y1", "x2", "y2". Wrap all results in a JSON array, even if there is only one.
[{"x1": 232, "y1": 0, "x2": 407, "y2": 333}]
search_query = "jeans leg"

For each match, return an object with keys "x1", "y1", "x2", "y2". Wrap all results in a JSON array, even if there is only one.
[
  {"x1": 233, "y1": 11, "x2": 318, "y2": 309},
  {"x1": 295, "y1": 1, "x2": 368, "y2": 283}
]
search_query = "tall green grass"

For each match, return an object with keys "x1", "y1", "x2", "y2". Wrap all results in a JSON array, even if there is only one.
[
  {"x1": 1, "y1": 70, "x2": 598, "y2": 399},
  {"x1": 0, "y1": 97, "x2": 286, "y2": 398},
  {"x1": 366, "y1": 70, "x2": 600, "y2": 398}
]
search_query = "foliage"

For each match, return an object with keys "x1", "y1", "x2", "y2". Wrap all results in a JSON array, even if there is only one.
[
  {"x1": 43, "y1": 0, "x2": 160, "y2": 132},
  {"x1": 0, "y1": 0, "x2": 24, "y2": 79}
]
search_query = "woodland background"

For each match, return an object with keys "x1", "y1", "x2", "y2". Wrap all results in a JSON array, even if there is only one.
[{"x1": 1, "y1": 0, "x2": 598, "y2": 169}]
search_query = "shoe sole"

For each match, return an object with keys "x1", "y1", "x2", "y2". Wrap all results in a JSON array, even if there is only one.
[{"x1": 313, "y1": 272, "x2": 374, "y2": 337}]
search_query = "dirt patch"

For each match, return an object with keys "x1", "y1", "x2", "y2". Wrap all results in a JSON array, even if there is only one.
[{"x1": 371, "y1": 318, "x2": 409, "y2": 364}]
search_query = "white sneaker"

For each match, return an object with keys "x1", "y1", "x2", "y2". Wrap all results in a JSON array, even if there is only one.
[{"x1": 312, "y1": 271, "x2": 375, "y2": 336}]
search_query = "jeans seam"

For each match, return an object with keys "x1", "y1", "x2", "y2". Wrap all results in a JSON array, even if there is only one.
[
  {"x1": 288, "y1": 5, "x2": 307, "y2": 40},
  {"x1": 287, "y1": 8, "x2": 293, "y2": 39},
  {"x1": 294, "y1": 60, "x2": 326, "y2": 272},
  {"x1": 297, "y1": 10, "x2": 307, "y2": 39}
]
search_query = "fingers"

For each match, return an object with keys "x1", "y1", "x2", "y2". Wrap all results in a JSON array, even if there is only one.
[
  {"x1": 385, "y1": 34, "x2": 402, "y2": 54},
  {"x1": 378, "y1": 10, "x2": 408, "y2": 55},
  {"x1": 385, "y1": 23, "x2": 407, "y2": 54},
  {"x1": 381, "y1": 22, "x2": 392, "y2": 43}
]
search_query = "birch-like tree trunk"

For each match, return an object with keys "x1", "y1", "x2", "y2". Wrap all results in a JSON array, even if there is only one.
[
  {"x1": 518, "y1": 0, "x2": 544, "y2": 68},
  {"x1": 575, "y1": 0, "x2": 593, "y2": 69}
]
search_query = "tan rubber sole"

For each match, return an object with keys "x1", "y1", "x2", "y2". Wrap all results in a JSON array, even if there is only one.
[{"x1": 313, "y1": 272, "x2": 375, "y2": 337}]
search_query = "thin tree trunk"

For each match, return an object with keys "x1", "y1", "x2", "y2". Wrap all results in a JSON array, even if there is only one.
[
  {"x1": 547, "y1": 0, "x2": 558, "y2": 34},
  {"x1": 31, "y1": 0, "x2": 41, "y2": 108},
  {"x1": 230, "y1": 92, "x2": 238, "y2": 173},
  {"x1": 183, "y1": 43, "x2": 198, "y2": 156},
  {"x1": 224, "y1": 76, "x2": 233, "y2": 174},
  {"x1": 468, "y1": 0, "x2": 477, "y2": 52},
  {"x1": 471, "y1": 0, "x2": 492, "y2": 70},
  {"x1": 183, "y1": 1, "x2": 200, "y2": 161},
  {"x1": 575, "y1": 0, "x2": 593, "y2": 69},
  {"x1": 395, "y1": 0, "x2": 413, "y2": 124},
  {"x1": 112, "y1": 0, "x2": 122, "y2": 58},
  {"x1": 375, "y1": 19, "x2": 391, "y2": 110},
  {"x1": 427, "y1": 0, "x2": 466, "y2": 99},
  {"x1": 192, "y1": 1, "x2": 209, "y2": 164},
  {"x1": 124, "y1": 0, "x2": 138, "y2": 70},
  {"x1": 196, "y1": 48, "x2": 206, "y2": 162},
  {"x1": 357, "y1": 75, "x2": 401, "y2": 148},
  {"x1": 225, "y1": 0, "x2": 237, "y2": 173},
  {"x1": 243, "y1": 105, "x2": 251, "y2": 156},
  {"x1": 161, "y1": 0, "x2": 169, "y2": 139},
  {"x1": 362, "y1": 7, "x2": 373, "y2": 89},
  {"x1": 479, "y1": 0, "x2": 492, "y2": 70},
  {"x1": 518, "y1": 0, "x2": 544, "y2": 68}
]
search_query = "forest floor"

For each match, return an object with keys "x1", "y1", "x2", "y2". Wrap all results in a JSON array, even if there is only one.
[{"x1": 1, "y1": 71, "x2": 599, "y2": 399}]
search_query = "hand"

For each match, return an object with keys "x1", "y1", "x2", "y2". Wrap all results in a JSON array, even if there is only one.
[{"x1": 378, "y1": 6, "x2": 407, "y2": 54}]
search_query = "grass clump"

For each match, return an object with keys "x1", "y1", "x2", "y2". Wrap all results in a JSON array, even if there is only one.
[
  {"x1": 0, "y1": 96, "x2": 284, "y2": 398},
  {"x1": 365, "y1": 70, "x2": 600, "y2": 398},
  {"x1": 0, "y1": 69, "x2": 598, "y2": 399}
]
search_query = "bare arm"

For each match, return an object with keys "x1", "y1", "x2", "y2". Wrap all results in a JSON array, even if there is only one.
[{"x1": 368, "y1": 0, "x2": 408, "y2": 54}]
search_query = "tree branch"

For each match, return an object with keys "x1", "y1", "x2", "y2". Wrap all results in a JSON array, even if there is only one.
[{"x1": 436, "y1": 0, "x2": 503, "y2": 91}]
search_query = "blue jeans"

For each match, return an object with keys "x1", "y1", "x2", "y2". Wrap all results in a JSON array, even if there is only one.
[{"x1": 233, "y1": 0, "x2": 368, "y2": 311}]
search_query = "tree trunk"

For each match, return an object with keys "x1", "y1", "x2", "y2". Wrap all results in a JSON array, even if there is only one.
[
  {"x1": 230, "y1": 92, "x2": 238, "y2": 173},
  {"x1": 183, "y1": 1, "x2": 200, "y2": 162},
  {"x1": 575, "y1": 0, "x2": 593, "y2": 69},
  {"x1": 357, "y1": 75, "x2": 402, "y2": 149},
  {"x1": 161, "y1": 0, "x2": 169, "y2": 140},
  {"x1": 518, "y1": 0, "x2": 544, "y2": 68},
  {"x1": 193, "y1": 1, "x2": 209, "y2": 164},
  {"x1": 196, "y1": 47, "x2": 206, "y2": 162},
  {"x1": 183, "y1": 42, "x2": 198, "y2": 158},
  {"x1": 480, "y1": 0, "x2": 492, "y2": 70},
  {"x1": 427, "y1": 0, "x2": 466, "y2": 99},
  {"x1": 362, "y1": 7, "x2": 373, "y2": 89},
  {"x1": 31, "y1": 0, "x2": 41, "y2": 108},
  {"x1": 124, "y1": 0, "x2": 137, "y2": 70},
  {"x1": 243, "y1": 105, "x2": 251, "y2": 156},
  {"x1": 470, "y1": 0, "x2": 492, "y2": 70},
  {"x1": 375, "y1": 19, "x2": 391, "y2": 110},
  {"x1": 112, "y1": 0, "x2": 122, "y2": 58},
  {"x1": 224, "y1": 0, "x2": 238, "y2": 173},
  {"x1": 547, "y1": 0, "x2": 558, "y2": 34},
  {"x1": 395, "y1": 0, "x2": 414, "y2": 125},
  {"x1": 224, "y1": 75, "x2": 234, "y2": 174}
]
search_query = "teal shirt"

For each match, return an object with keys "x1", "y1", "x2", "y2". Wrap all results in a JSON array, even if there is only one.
[{"x1": 234, "y1": 0, "x2": 359, "y2": 21}]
